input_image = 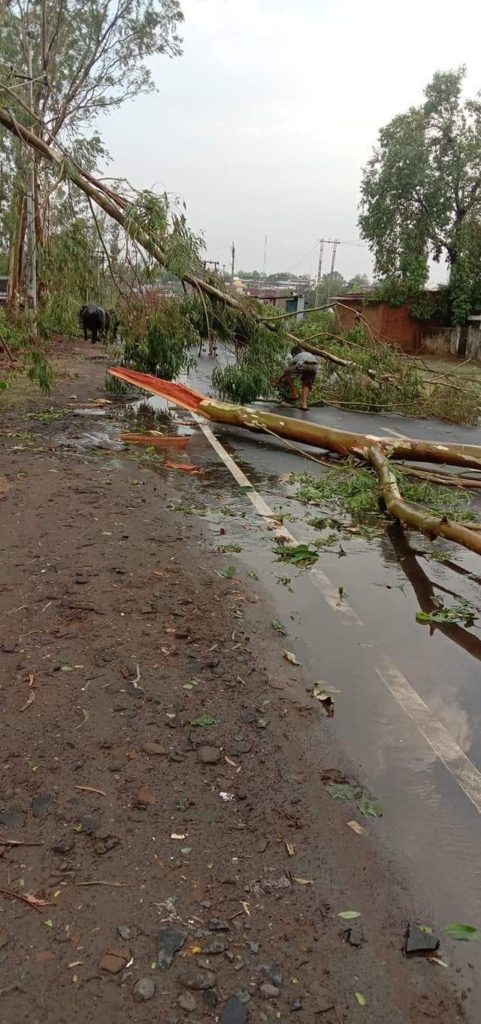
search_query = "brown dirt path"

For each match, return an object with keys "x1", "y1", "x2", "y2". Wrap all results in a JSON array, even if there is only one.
[{"x1": 0, "y1": 345, "x2": 465, "y2": 1023}]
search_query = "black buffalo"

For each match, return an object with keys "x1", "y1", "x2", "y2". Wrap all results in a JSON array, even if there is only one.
[{"x1": 79, "y1": 304, "x2": 110, "y2": 344}]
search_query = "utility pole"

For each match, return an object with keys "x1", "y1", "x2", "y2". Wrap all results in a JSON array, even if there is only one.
[
  {"x1": 26, "y1": 29, "x2": 37, "y2": 332},
  {"x1": 315, "y1": 239, "x2": 324, "y2": 305},
  {"x1": 315, "y1": 239, "x2": 339, "y2": 305},
  {"x1": 326, "y1": 238, "x2": 339, "y2": 301},
  {"x1": 231, "y1": 241, "x2": 235, "y2": 281},
  {"x1": 263, "y1": 234, "x2": 268, "y2": 278}
]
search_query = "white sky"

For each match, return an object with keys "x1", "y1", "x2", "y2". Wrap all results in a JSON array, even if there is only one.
[{"x1": 99, "y1": 0, "x2": 481, "y2": 280}]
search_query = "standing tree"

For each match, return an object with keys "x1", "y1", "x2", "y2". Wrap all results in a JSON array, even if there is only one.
[
  {"x1": 0, "y1": 0, "x2": 184, "y2": 303},
  {"x1": 359, "y1": 68, "x2": 481, "y2": 323}
]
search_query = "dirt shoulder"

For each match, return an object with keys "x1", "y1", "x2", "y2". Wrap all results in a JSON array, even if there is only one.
[{"x1": 0, "y1": 346, "x2": 465, "y2": 1023}]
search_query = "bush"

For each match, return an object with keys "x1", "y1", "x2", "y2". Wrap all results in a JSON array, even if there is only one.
[{"x1": 121, "y1": 296, "x2": 200, "y2": 379}]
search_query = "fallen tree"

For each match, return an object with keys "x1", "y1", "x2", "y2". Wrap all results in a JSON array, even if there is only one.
[
  {"x1": 0, "y1": 102, "x2": 393, "y2": 385},
  {"x1": 4, "y1": 99, "x2": 481, "y2": 558},
  {"x1": 107, "y1": 367, "x2": 481, "y2": 558}
]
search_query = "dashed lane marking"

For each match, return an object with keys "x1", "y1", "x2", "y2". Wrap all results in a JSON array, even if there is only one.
[{"x1": 193, "y1": 412, "x2": 481, "y2": 816}]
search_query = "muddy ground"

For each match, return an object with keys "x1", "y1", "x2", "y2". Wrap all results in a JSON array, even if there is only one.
[{"x1": 0, "y1": 344, "x2": 466, "y2": 1023}]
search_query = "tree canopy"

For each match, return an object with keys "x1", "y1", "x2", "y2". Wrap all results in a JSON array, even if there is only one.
[
  {"x1": 0, "y1": 0, "x2": 184, "y2": 302},
  {"x1": 359, "y1": 67, "x2": 481, "y2": 323}
]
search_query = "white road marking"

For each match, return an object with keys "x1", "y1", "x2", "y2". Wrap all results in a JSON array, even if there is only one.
[
  {"x1": 193, "y1": 415, "x2": 362, "y2": 624},
  {"x1": 193, "y1": 410, "x2": 481, "y2": 815},
  {"x1": 377, "y1": 656, "x2": 481, "y2": 815}
]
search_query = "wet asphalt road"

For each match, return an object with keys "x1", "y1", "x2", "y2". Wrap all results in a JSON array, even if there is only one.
[
  {"x1": 125, "y1": 353, "x2": 481, "y2": 1006},
  {"x1": 189, "y1": 360, "x2": 481, "y2": 954}
]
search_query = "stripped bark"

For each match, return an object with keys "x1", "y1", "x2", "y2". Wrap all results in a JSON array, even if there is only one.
[
  {"x1": 107, "y1": 368, "x2": 481, "y2": 558},
  {"x1": 367, "y1": 446, "x2": 481, "y2": 556}
]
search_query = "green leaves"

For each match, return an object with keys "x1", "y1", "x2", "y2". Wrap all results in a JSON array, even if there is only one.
[
  {"x1": 272, "y1": 618, "x2": 287, "y2": 635},
  {"x1": 338, "y1": 911, "x2": 361, "y2": 920},
  {"x1": 325, "y1": 782, "x2": 383, "y2": 819},
  {"x1": 217, "y1": 565, "x2": 237, "y2": 580},
  {"x1": 444, "y1": 924, "x2": 481, "y2": 941},
  {"x1": 275, "y1": 543, "x2": 319, "y2": 569},
  {"x1": 416, "y1": 600, "x2": 476, "y2": 627},
  {"x1": 190, "y1": 716, "x2": 218, "y2": 728},
  {"x1": 359, "y1": 66, "x2": 481, "y2": 325}
]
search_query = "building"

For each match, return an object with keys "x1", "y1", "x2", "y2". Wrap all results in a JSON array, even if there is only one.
[
  {"x1": 333, "y1": 293, "x2": 424, "y2": 353},
  {"x1": 246, "y1": 287, "x2": 305, "y2": 320}
]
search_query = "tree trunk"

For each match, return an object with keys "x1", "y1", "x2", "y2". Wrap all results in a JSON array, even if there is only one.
[
  {"x1": 106, "y1": 368, "x2": 481, "y2": 559},
  {"x1": 7, "y1": 190, "x2": 27, "y2": 306},
  {"x1": 367, "y1": 445, "x2": 481, "y2": 556}
]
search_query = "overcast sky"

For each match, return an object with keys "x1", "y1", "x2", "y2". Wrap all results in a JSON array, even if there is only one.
[{"x1": 100, "y1": 0, "x2": 481, "y2": 280}]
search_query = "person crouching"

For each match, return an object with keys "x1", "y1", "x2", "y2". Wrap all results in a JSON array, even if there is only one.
[{"x1": 274, "y1": 345, "x2": 319, "y2": 411}]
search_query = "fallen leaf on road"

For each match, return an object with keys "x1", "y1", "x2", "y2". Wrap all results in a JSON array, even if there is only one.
[
  {"x1": 293, "y1": 877, "x2": 313, "y2": 886},
  {"x1": 164, "y1": 460, "x2": 202, "y2": 474},
  {"x1": 355, "y1": 992, "x2": 366, "y2": 1006},
  {"x1": 272, "y1": 618, "x2": 287, "y2": 635},
  {"x1": 283, "y1": 650, "x2": 300, "y2": 666},
  {"x1": 444, "y1": 923, "x2": 481, "y2": 941},
  {"x1": 20, "y1": 692, "x2": 36, "y2": 712},
  {"x1": 0, "y1": 889, "x2": 52, "y2": 912},
  {"x1": 347, "y1": 821, "x2": 365, "y2": 836},
  {"x1": 339, "y1": 911, "x2": 361, "y2": 920}
]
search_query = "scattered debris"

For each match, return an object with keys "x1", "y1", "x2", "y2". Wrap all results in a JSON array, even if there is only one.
[
  {"x1": 164, "y1": 460, "x2": 202, "y2": 474},
  {"x1": 75, "y1": 785, "x2": 106, "y2": 797},
  {"x1": 178, "y1": 991, "x2": 197, "y2": 1012},
  {"x1": 222, "y1": 995, "x2": 248, "y2": 1024},
  {"x1": 346, "y1": 820, "x2": 365, "y2": 836},
  {"x1": 157, "y1": 928, "x2": 188, "y2": 969},
  {"x1": 19, "y1": 691, "x2": 36, "y2": 712},
  {"x1": 0, "y1": 889, "x2": 52, "y2": 912},
  {"x1": 272, "y1": 618, "x2": 287, "y2": 635},
  {"x1": 275, "y1": 543, "x2": 319, "y2": 569},
  {"x1": 99, "y1": 946, "x2": 130, "y2": 974},
  {"x1": 260, "y1": 964, "x2": 283, "y2": 988},
  {"x1": 191, "y1": 715, "x2": 219, "y2": 728},
  {"x1": 260, "y1": 983, "x2": 280, "y2": 1000},
  {"x1": 180, "y1": 968, "x2": 216, "y2": 990},
  {"x1": 134, "y1": 786, "x2": 156, "y2": 809},
  {"x1": 324, "y1": 781, "x2": 383, "y2": 818},
  {"x1": 404, "y1": 922, "x2": 441, "y2": 956},
  {"x1": 0, "y1": 839, "x2": 43, "y2": 848},
  {"x1": 416, "y1": 600, "x2": 477, "y2": 628},
  {"x1": 31, "y1": 794, "x2": 53, "y2": 818},
  {"x1": 444, "y1": 923, "x2": 481, "y2": 942},
  {"x1": 312, "y1": 683, "x2": 336, "y2": 717},
  {"x1": 345, "y1": 921, "x2": 365, "y2": 948},
  {"x1": 133, "y1": 977, "x2": 156, "y2": 1002},
  {"x1": 283, "y1": 650, "x2": 301, "y2": 666},
  {"x1": 121, "y1": 433, "x2": 189, "y2": 449}
]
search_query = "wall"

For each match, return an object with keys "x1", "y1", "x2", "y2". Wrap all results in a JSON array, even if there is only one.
[
  {"x1": 335, "y1": 299, "x2": 417, "y2": 352},
  {"x1": 419, "y1": 327, "x2": 457, "y2": 356}
]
